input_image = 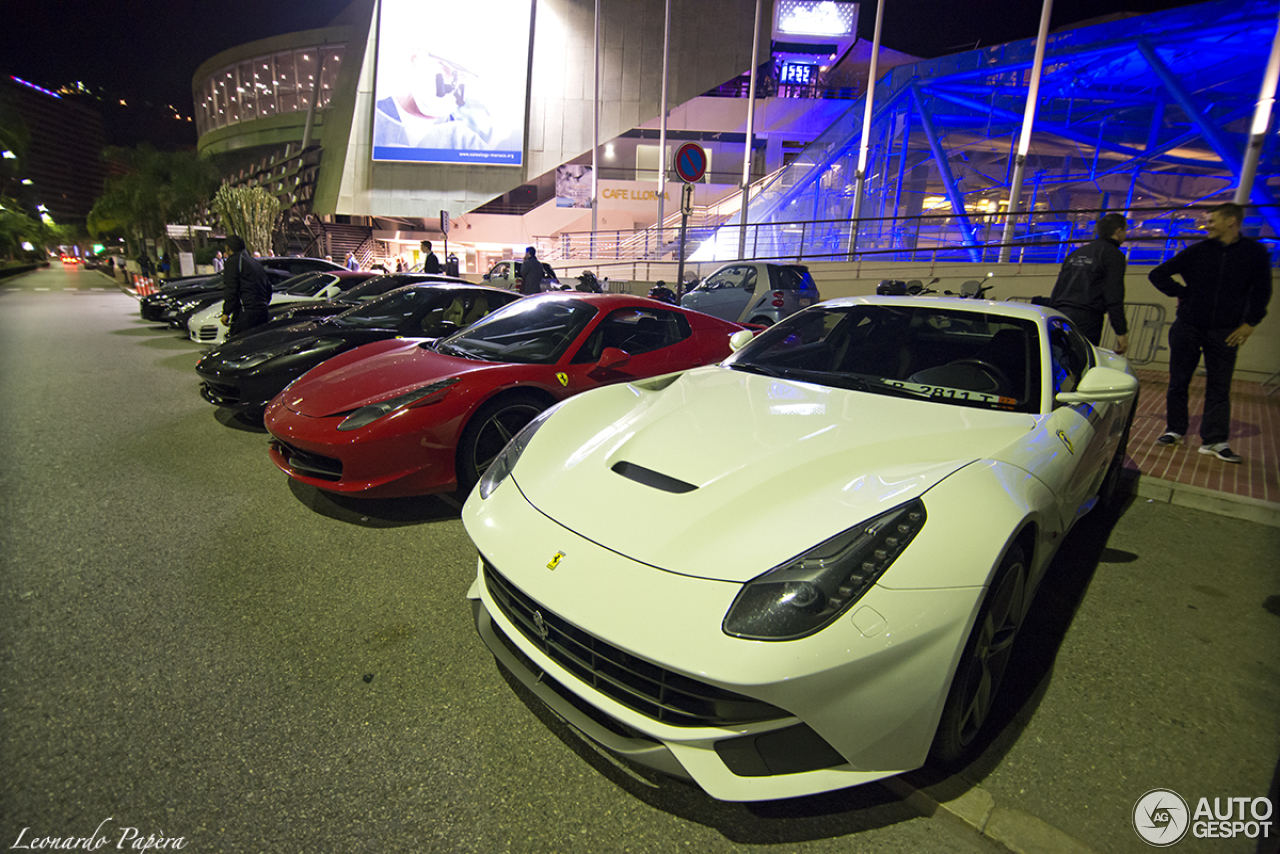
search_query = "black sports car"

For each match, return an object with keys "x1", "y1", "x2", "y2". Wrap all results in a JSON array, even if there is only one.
[
  {"x1": 195, "y1": 283, "x2": 520, "y2": 416},
  {"x1": 259, "y1": 272, "x2": 475, "y2": 328}
]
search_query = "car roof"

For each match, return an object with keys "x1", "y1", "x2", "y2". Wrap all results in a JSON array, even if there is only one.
[{"x1": 819, "y1": 295, "x2": 1054, "y2": 323}]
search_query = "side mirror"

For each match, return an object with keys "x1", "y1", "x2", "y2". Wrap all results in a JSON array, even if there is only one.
[
  {"x1": 595, "y1": 347, "x2": 631, "y2": 371},
  {"x1": 729, "y1": 329, "x2": 755, "y2": 352},
  {"x1": 1055, "y1": 366, "x2": 1139, "y2": 405}
]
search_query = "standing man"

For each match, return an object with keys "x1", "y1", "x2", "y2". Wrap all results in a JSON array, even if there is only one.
[
  {"x1": 519, "y1": 246, "x2": 544, "y2": 294},
  {"x1": 421, "y1": 240, "x2": 441, "y2": 274},
  {"x1": 1048, "y1": 212, "x2": 1129, "y2": 353},
  {"x1": 1149, "y1": 203, "x2": 1272, "y2": 463},
  {"x1": 345, "y1": 251, "x2": 359, "y2": 271},
  {"x1": 220, "y1": 235, "x2": 272, "y2": 337}
]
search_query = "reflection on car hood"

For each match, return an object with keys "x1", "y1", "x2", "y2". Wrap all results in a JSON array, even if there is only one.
[
  {"x1": 514, "y1": 367, "x2": 1036, "y2": 583},
  {"x1": 276, "y1": 338, "x2": 483, "y2": 417}
]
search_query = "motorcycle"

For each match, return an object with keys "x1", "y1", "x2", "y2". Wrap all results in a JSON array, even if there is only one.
[
  {"x1": 647, "y1": 281, "x2": 678, "y2": 305},
  {"x1": 575, "y1": 271, "x2": 603, "y2": 293}
]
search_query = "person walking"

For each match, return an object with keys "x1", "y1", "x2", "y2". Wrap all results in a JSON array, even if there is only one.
[
  {"x1": 220, "y1": 235, "x2": 272, "y2": 337},
  {"x1": 1148, "y1": 202, "x2": 1272, "y2": 463},
  {"x1": 1048, "y1": 212, "x2": 1129, "y2": 353},
  {"x1": 519, "y1": 246, "x2": 544, "y2": 294},
  {"x1": 345, "y1": 251, "x2": 359, "y2": 271}
]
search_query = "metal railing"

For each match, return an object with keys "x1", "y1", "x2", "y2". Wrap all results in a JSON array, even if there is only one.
[
  {"x1": 543, "y1": 204, "x2": 1279, "y2": 269},
  {"x1": 1009, "y1": 299, "x2": 1168, "y2": 366}
]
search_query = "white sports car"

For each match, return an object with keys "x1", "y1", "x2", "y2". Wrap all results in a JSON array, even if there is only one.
[{"x1": 462, "y1": 296, "x2": 1138, "y2": 801}]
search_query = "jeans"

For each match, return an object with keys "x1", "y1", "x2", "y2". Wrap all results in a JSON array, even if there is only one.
[{"x1": 1165, "y1": 320, "x2": 1238, "y2": 445}]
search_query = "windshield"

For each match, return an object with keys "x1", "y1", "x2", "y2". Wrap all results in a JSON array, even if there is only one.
[
  {"x1": 337, "y1": 274, "x2": 422, "y2": 303},
  {"x1": 726, "y1": 304, "x2": 1041, "y2": 413},
  {"x1": 436, "y1": 298, "x2": 596, "y2": 364},
  {"x1": 283, "y1": 272, "x2": 334, "y2": 296},
  {"x1": 330, "y1": 287, "x2": 442, "y2": 329}
]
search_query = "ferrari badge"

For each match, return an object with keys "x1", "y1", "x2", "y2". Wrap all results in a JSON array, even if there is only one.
[
  {"x1": 556, "y1": 372, "x2": 569, "y2": 387},
  {"x1": 546, "y1": 551, "x2": 565, "y2": 570}
]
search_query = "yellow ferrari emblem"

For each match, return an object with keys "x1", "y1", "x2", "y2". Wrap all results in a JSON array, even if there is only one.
[
  {"x1": 546, "y1": 551, "x2": 565, "y2": 570},
  {"x1": 556, "y1": 372, "x2": 569, "y2": 387},
  {"x1": 1057, "y1": 430, "x2": 1074, "y2": 455}
]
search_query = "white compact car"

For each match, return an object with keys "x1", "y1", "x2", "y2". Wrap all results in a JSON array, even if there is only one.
[{"x1": 462, "y1": 296, "x2": 1139, "y2": 801}]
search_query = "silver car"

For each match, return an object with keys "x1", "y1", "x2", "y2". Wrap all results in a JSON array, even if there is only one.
[{"x1": 680, "y1": 262, "x2": 820, "y2": 326}]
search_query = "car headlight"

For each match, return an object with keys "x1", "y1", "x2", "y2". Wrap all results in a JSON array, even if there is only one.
[
  {"x1": 476, "y1": 403, "x2": 560, "y2": 499},
  {"x1": 722, "y1": 499, "x2": 926, "y2": 641},
  {"x1": 336, "y1": 377, "x2": 462, "y2": 432}
]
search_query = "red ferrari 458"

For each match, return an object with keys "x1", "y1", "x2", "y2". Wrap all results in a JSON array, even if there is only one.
[{"x1": 264, "y1": 293, "x2": 748, "y2": 498}]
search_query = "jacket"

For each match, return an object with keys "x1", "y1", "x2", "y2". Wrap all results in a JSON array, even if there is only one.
[
  {"x1": 222, "y1": 250, "x2": 271, "y2": 317},
  {"x1": 1049, "y1": 237, "x2": 1129, "y2": 335},
  {"x1": 1148, "y1": 236, "x2": 1272, "y2": 330}
]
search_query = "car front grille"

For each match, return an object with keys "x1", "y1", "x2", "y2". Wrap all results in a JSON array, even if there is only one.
[
  {"x1": 197, "y1": 325, "x2": 219, "y2": 341},
  {"x1": 482, "y1": 560, "x2": 787, "y2": 728},
  {"x1": 272, "y1": 439, "x2": 342, "y2": 481}
]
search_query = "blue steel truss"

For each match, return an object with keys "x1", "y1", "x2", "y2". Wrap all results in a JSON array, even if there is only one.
[{"x1": 700, "y1": 0, "x2": 1280, "y2": 265}]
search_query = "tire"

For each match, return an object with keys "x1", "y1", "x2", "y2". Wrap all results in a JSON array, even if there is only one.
[
  {"x1": 455, "y1": 392, "x2": 546, "y2": 498},
  {"x1": 931, "y1": 544, "x2": 1027, "y2": 766},
  {"x1": 748, "y1": 316, "x2": 775, "y2": 327}
]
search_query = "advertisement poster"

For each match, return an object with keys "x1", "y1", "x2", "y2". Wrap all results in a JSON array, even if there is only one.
[
  {"x1": 555, "y1": 165, "x2": 592, "y2": 208},
  {"x1": 373, "y1": 0, "x2": 532, "y2": 165}
]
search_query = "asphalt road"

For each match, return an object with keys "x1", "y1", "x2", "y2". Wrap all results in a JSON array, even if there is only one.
[{"x1": 1, "y1": 264, "x2": 1276, "y2": 854}]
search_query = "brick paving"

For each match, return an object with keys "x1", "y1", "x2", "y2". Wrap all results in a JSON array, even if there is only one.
[{"x1": 1127, "y1": 368, "x2": 1280, "y2": 504}]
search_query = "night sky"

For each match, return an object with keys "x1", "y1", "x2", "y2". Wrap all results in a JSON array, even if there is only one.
[{"x1": 0, "y1": 0, "x2": 1206, "y2": 146}]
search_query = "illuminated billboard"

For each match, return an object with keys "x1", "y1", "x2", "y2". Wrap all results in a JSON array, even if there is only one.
[{"x1": 373, "y1": 0, "x2": 533, "y2": 165}]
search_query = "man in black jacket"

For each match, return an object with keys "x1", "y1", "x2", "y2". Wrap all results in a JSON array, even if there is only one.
[
  {"x1": 1148, "y1": 203, "x2": 1272, "y2": 463},
  {"x1": 219, "y1": 235, "x2": 271, "y2": 337},
  {"x1": 519, "y1": 246, "x2": 544, "y2": 295},
  {"x1": 1049, "y1": 212, "x2": 1129, "y2": 353}
]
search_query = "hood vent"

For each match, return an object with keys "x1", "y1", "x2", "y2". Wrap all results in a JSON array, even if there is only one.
[{"x1": 610, "y1": 461, "x2": 697, "y2": 494}]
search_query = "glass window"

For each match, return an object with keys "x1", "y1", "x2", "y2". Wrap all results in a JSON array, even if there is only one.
[
  {"x1": 572, "y1": 307, "x2": 692, "y2": 362},
  {"x1": 728, "y1": 304, "x2": 1040, "y2": 412},
  {"x1": 436, "y1": 299, "x2": 597, "y2": 364},
  {"x1": 296, "y1": 51, "x2": 318, "y2": 110},
  {"x1": 237, "y1": 61, "x2": 257, "y2": 121},
  {"x1": 194, "y1": 45, "x2": 344, "y2": 134},
  {"x1": 1048, "y1": 318, "x2": 1095, "y2": 399}
]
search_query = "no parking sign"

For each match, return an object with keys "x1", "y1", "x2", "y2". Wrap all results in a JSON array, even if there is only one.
[{"x1": 674, "y1": 142, "x2": 707, "y2": 183}]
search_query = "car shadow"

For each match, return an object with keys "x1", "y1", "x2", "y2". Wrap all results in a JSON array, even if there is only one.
[
  {"x1": 493, "y1": 663, "x2": 929, "y2": 843},
  {"x1": 214, "y1": 408, "x2": 268, "y2": 433},
  {"x1": 285, "y1": 478, "x2": 461, "y2": 527}
]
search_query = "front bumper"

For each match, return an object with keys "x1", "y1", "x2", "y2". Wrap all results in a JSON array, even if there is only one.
[{"x1": 463, "y1": 479, "x2": 982, "y2": 801}]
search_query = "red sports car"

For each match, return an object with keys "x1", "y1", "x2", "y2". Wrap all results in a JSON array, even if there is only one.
[{"x1": 264, "y1": 293, "x2": 749, "y2": 498}]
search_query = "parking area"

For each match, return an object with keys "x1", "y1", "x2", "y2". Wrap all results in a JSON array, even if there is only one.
[{"x1": 2, "y1": 265, "x2": 1277, "y2": 853}]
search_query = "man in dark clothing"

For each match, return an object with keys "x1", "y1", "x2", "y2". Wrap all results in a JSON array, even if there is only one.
[
  {"x1": 219, "y1": 235, "x2": 272, "y2": 337},
  {"x1": 421, "y1": 241, "x2": 441, "y2": 274},
  {"x1": 1049, "y1": 212, "x2": 1129, "y2": 353},
  {"x1": 1148, "y1": 202, "x2": 1272, "y2": 463},
  {"x1": 519, "y1": 246, "x2": 544, "y2": 295}
]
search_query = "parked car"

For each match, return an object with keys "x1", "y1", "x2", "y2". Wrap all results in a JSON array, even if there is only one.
[
  {"x1": 482, "y1": 259, "x2": 560, "y2": 290},
  {"x1": 196, "y1": 283, "x2": 520, "y2": 417},
  {"x1": 264, "y1": 293, "x2": 748, "y2": 499},
  {"x1": 461, "y1": 296, "x2": 1138, "y2": 801},
  {"x1": 258, "y1": 272, "x2": 475, "y2": 328},
  {"x1": 138, "y1": 256, "x2": 345, "y2": 323},
  {"x1": 187, "y1": 270, "x2": 378, "y2": 345},
  {"x1": 680, "y1": 262, "x2": 819, "y2": 326}
]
